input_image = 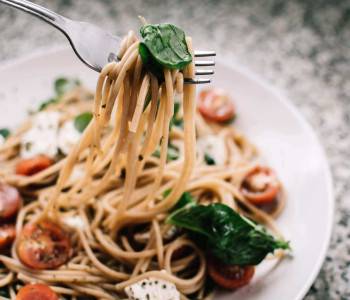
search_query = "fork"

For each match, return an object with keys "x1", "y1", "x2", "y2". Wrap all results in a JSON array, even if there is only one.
[{"x1": 0, "y1": 0, "x2": 215, "y2": 84}]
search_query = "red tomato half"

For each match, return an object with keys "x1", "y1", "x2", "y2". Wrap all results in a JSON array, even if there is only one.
[
  {"x1": 16, "y1": 283, "x2": 59, "y2": 300},
  {"x1": 198, "y1": 88, "x2": 235, "y2": 123},
  {"x1": 208, "y1": 258, "x2": 255, "y2": 290},
  {"x1": 17, "y1": 221, "x2": 71, "y2": 270},
  {"x1": 241, "y1": 166, "x2": 280, "y2": 205},
  {"x1": 15, "y1": 155, "x2": 54, "y2": 176},
  {"x1": 0, "y1": 224, "x2": 16, "y2": 249},
  {"x1": 0, "y1": 183, "x2": 22, "y2": 220}
]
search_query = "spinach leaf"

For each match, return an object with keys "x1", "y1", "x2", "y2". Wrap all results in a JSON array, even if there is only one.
[
  {"x1": 74, "y1": 112, "x2": 93, "y2": 133},
  {"x1": 139, "y1": 44, "x2": 165, "y2": 81},
  {"x1": 163, "y1": 188, "x2": 172, "y2": 198},
  {"x1": 171, "y1": 192, "x2": 195, "y2": 211},
  {"x1": 167, "y1": 203, "x2": 290, "y2": 266},
  {"x1": 169, "y1": 102, "x2": 183, "y2": 130},
  {"x1": 143, "y1": 93, "x2": 153, "y2": 111},
  {"x1": 38, "y1": 97, "x2": 59, "y2": 111},
  {"x1": 204, "y1": 153, "x2": 216, "y2": 165},
  {"x1": 55, "y1": 77, "x2": 81, "y2": 96},
  {"x1": 167, "y1": 143, "x2": 179, "y2": 161},
  {"x1": 38, "y1": 77, "x2": 80, "y2": 111},
  {"x1": 0, "y1": 128, "x2": 10, "y2": 139},
  {"x1": 163, "y1": 190, "x2": 195, "y2": 211},
  {"x1": 139, "y1": 23, "x2": 192, "y2": 73},
  {"x1": 152, "y1": 143, "x2": 179, "y2": 161}
]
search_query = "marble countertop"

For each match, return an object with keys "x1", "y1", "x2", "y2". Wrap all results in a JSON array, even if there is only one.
[{"x1": 0, "y1": 0, "x2": 349, "y2": 298}]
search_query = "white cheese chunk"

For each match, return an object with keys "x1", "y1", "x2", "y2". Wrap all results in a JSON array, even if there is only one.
[
  {"x1": 249, "y1": 172, "x2": 278, "y2": 190},
  {"x1": 125, "y1": 278, "x2": 180, "y2": 300},
  {"x1": 62, "y1": 214, "x2": 85, "y2": 230},
  {"x1": 21, "y1": 112, "x2": 61, "y2": 159},
  {"x1": 58, "y1": 120, "x2": 81, "y2": 155},
  {"x1": 0, "y1": 135, "x2": 5, "y2": 146},
  {"x1": 197, "y1": 135, "x2": 227, "y2": 166}
]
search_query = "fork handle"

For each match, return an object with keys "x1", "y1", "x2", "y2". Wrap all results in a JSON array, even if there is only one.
[{"x1": 0, "y1": 0, "x2": 66, "y2": 30}]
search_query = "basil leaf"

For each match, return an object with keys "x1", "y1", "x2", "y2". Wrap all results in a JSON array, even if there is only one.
[
  {"x1": 55, "y1": 77, "x2": 81, "y2": 96},
  {"x1": 140, "y1": 23, "x2": 192, "y2": 71},
  {"x1": 0, "y1": 128, "x2": 10, "y2": 139},
  {"x1": 38, "y1": 97, "x2": 59, "y2": 111},
  {"x1": 74, "y1": 112, "x2": 93, "y2": 133},
  {"x1": 167, "y1": 203, "x2": 290, "y2": 266},
  {"x1": 204, "y1": 153, "x2": 216, "y2": 165}
]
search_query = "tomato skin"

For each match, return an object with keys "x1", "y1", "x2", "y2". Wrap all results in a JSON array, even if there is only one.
[
  {"x1": 17, "y1": 221, "x2": 71, "y2": 270},
  {"x1": 208, "y1": 258, "x2": 255, "y2": 290},
  {"x1": 198, "y1": 88, "x2": 235, "y2": 123},
  {"x1": 16, "y1": 283, "x2": 59, "y2": 300},
  {"x1": 241, "y1": 166, "x2": 280, "y2": 205},
  {"x1": 0, "y1": 224, "x2": 16, "y2": 249},
  {"x1": 0, "y1": 183, "x2": 22, "y2": 220},
  {"x1": 15, "y1": 155, "x2": 54, "y2": 176}
]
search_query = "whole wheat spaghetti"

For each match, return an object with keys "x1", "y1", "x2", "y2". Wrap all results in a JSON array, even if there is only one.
[{"x1": 0, "y1": 27, "x2": 287, "y2": 300}]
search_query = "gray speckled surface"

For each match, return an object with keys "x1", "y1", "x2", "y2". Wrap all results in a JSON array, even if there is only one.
[{"x1": 0, "y1": 0, "x2": 349, "y2": 298}]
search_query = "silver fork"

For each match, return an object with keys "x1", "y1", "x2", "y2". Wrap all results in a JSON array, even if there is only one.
[{"x1": 0, "y1": 0, "x2": 215, "y2": 84}]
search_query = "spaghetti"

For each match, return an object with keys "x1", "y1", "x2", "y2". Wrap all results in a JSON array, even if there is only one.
[{"x1": 0, "y1": 27, "x2": 287, "y2": 300}]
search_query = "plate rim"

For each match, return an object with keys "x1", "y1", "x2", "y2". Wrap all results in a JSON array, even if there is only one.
[{"x1": 0, "y1": 46, "x2": 334, "y2": 300}]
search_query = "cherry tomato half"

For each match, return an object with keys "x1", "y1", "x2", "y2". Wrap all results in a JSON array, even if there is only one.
[
  {"x1": 241, "y1": 166, "x2": 280, "y2": 205},
  {"x1": 0, "y1": 183, "x2": 22, "y2": 220},
  {"x1": 15, "y1": 155, "x2": 54, "y2": 176},
  {"x1": 0, "y1": 224, "x2": 16, "y2": 249},
  {"x1": 198, "y1": 88, "x2": 235, "y2": 123},
  {"x1": 16, "y1": 283, "x2": 59, "y2": 300},
  {"x1": 17, "y1": 221, "x2": 71, "y2": 270},
  {"x1": 208, "y1": 258, "x2": 255, "y2": 290}
]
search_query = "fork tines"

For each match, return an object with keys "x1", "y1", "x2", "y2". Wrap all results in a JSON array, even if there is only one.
[
  {"x1": 188, "y1": 50, "x2": 216, "y2": 84},
  {"x1": 194, "y1": 51, "x2": 216, "y2": 57},
  {"x1": 195, "y1": 60, "x2": 215, "y2": 67}
]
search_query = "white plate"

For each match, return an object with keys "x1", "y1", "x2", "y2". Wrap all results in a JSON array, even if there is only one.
[{"x1": 0, "y1": 47, "x2": 333, "y2": 300}]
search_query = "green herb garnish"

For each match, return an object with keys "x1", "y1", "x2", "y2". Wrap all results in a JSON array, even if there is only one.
[
  {"x1": 163, "y1": 190, "x2": 194, "y2": 212},
  {"x1": 171, "y1": 192, "x2": 195, "y2": 211},
  {"x1": 139, "y1": 23, "x2": 192, "y2": 79},
  {"x1": 0, "y1": 128, "x2": 10, "y2": 139},
  {"x1": 38, "y1": 77, "x2": 80, "y2": 111},
  {"x1": 55, "y1": 77, "x2": 81, "y2": 96},
  {"x1": 204, "y1": 153, "x2": 216, "y2": 165},
  {"x1": 169, "y1": 102, "x2": 183, "y2": 130},
  {"x1": 167, "y1": 202, "x2": 290, "y2": 266},
  {"x1": 74, "y1": 112, "x2": 93, "y2": 133},
  {"x1": 38, "y1": 97, "x2": 59, "y2": 111},
  {"x1": 143, "y1": 93, "x2": 153, "y2": 111},
  {"x1": 163, "y1": 188, "x2": 172, "y2": 198},
  {"x1": 152, "y1": 143, "x2": 179, "y2": 161},
  {"x1": 139, "y1": 44, "x2": 165, "y2": 81}
]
